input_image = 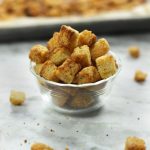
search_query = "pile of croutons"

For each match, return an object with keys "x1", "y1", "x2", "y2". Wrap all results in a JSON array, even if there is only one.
[{"x1": 29, "y1": 25, "x2": 117, "y2": 84}]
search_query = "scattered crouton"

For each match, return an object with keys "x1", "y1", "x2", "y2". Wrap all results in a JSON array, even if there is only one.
[
  {"x1": 56, "y1": 58, "x2": 81, "y2": 84},
  {"x1": 125, "y1": 137, "x2": 146, "y2": 150},
  {"x1": 10, "y1": 90, "x2": 26, "y2": 106},
  {"x1": 68, "y1": 94, "x2": 93, "y2": 109},
  {"x1": 29, "y1": 45, "x2": 49, "y2": 63},
  {"x1": 58, "y1": 25, "x2": 79, "y2": 51},
  {"x1": 91, "y1": 38, "x2": 110, "y2": 61},
  {"x1": 49, "y1": 47, "x2": 71, "y2": 66},
  {"x1": 74, "y1": 66, "x2": 101, "y2": 84},
  {"x1": 128, "y1": 46, "x2": 140, "y2": 58},
  {"x1": 47, "y1": 32, "x2": 60, "y2": 51},
  {"x1": 71, "y1": 45, "x2": 92, "y2": 67},
  {"x1": 96, "y1": 54, "x2": 117, "y2": 79},
  {"x1": 40, "y1": 60, "x2": 58, "y2": 82},
  {"x1": 31, "y1": 143, "x2": 54, "y2": 150},
  {"x1": 78, "y1": 30, "x2": 96, "y2": 47},
  {"x1": 134, "y1": 70, "x2": 147, "y2": 82},
  {"x1": 34, "y1": 64, "x2": 43, "y2": 75}
]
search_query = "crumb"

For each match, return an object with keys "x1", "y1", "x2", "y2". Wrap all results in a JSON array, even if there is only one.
[
  {"x1": 125, "y1": 136, "x2": 146, "y2": 150},
  {"x1": 137, "y1": 117, "x2": 140, "y2": 120},
  {"x1": 128, "y1": 46, "x2": 140, "y2": 58},
  {"x1": 9, "y1": 90, "x2": 26, "y2": 106},
  {"x1": 134, "y1": 70, "x2": 147, "y2": 82},
  {"x1": 24, "y1": 139, "x2": 27, "y2": 143},
  {"x1": 37, "y1": 123, "x2": 40, "y2": 126},
  {"x1": 76, "y1": 130, "x2": 79, "y2": 133},
  {"x1": 58, "y1": 122, "x2": 61, "y2": 125},
  {"x1": 106, "y1": 134, "x2": 109, "y2": 137},
  {"x1": 50, "y1": 129, "x2": 55, "y2": 132}
]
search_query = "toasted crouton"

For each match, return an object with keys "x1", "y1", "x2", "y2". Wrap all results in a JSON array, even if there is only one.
[
  {"x1": 29, "y1": 45, "x2": 49, "y2": 63},
  {"x1": 78, "y1": 30, "x2": 96, "y2": 47},
  {"x1": 34, "y1": 64, "x2": 43, "y2": 75},
  {"x1": 10, "y1": 90, "x2": 25, "y2": 106},
  {"x1": 74, "y1": 66, "x2": 101, "y2": 84},
  {"x1": 125, "y1": 137, "x2": 146, "y2": 150},
  {"x1": 47, "y1": 32, "x2": 60, "y2": 51},
  {"x1": 31, "y1": 143, "x2": 54, "y2": 150},
  {"x1": 55, "y1": 58, "x2": 81, "y2": 83},
  {"x1": 51, "y1": 89, "x2": 69, "y2": 107},
  {"x1": 96, "y1": 54, "x2": 117, "y2": 79},
  {"x1": 49, "y1": 47, "x2": 71, "y2": 66},
  {"x1": 71, "y1": 45, "x2": 92, "y2": 67},
  {"x1": 68, "y1": 95, "x2": 93, "y2": 109},
  {"x1": 40, "y1": 60, "x2": 58, "y2": 81},
  {"x1": 128, "y1": 46, "x2": 140, "y2": 58},
  {"x1": 58, "y1": 25, "x2": 79, "y2": 51},
  {"x1": 91, "y1": 38, "x2": 110, "y2": 61},
  {"x1": 134, "y1": 70, "x2": 147, "y2": 82}
]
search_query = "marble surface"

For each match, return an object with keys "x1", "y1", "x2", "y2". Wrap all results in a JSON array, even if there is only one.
[{"x1": 0, "y1": 33, "x2": 150, "y2": 150}]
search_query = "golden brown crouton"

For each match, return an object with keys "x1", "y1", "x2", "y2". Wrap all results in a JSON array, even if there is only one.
[
  {"x1": 51, "y1": 89, "x2": 69, "y2": 107},
  {"x1": 34, "y1": 64, "x2": 43, "y2": 75},
  {"x1": 91, "y1": 38, "x2": 110, "y2": 61},
  {"x1": 40, "y1": 60, "x2": 58, "y2": 82},
  {"x1": 75, "y1": 66, "x2": 101, "y2": 84},
  {"x1": 10, "y1": 90, "x2": 26, "y2": 106},
  {"x1": 31, "y1": 143, "x2": 53, "y2": 150},
  {"x1": 47, "y1": 32, "x2": 60, "y2": 51},
  {"x1": 55, "y1": 58, "x2": 81, "y2": 84},
  {"x1": 49, "y1": 47, "x2": 71, "y2": 66},
  {"x1": 71, "y1": 45, "x2": 92, "y2": 67},
  {"x1": 78, "y1": 30, "x2": 96, "y2": 47},
  {"x1": 68, "y1": 95, "x2": 93, "y2": 109},
  {"x1": 134, "y1": 70, "x2": 147, "y2": 82},
  {"x1": 29, "y1": 45, "x2": 49, "y2": 64},
  {"x1": 125, "y1": 137, "x2": 146, "y2": 150},
  {"x1": 128, "y1": 46, "x2": 140, "y2": 58},
  {"x1": 58, "y1": 25, "x2": 79, "y2": 51},
  {"x1": 96, "y1": 54, "x2": 117, "y2": 79}
]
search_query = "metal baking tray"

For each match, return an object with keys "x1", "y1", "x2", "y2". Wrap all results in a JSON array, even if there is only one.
[{"x1": 0, "y1": 3, "x2": 150, "y2": 41}]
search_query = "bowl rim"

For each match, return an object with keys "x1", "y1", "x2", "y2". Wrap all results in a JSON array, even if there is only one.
[{"x1": 30, "y1": 51, "x2": 122, "y2": 88}]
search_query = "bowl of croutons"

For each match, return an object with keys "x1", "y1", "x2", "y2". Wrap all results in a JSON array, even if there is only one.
[{"x1": 29, "y1": 25, "x2": 121, "y2": 114}]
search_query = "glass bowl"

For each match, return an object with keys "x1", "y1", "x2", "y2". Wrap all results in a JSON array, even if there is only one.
[{"x1": 30, "y1": 52, "x2": 121, "y2": 114}]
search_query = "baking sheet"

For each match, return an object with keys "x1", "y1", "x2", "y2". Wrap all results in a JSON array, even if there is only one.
[{"x1": 0, "y1": 3, "x2": 150, "y2": 41}]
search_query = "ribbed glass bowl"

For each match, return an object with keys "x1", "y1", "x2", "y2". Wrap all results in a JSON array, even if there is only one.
[{"x1": 30, "y1": 52, "x2": 121, "y2": 114}]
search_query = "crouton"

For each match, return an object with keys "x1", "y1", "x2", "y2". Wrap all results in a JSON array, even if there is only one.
[
  {"x1": 96, "y1": 54, "x2": 117, "y2": 79},
  {"x1": 34, "y1": 64, "x2": 43, "y2": 75},
  {"x1": 78, "y1": 30, "x2": 96, "y2": 47},
  {"x1": 57, "y1": 87, "x2": 78, "y2": 96},
  {"x1": 91, "y1": 38, "x2": 110, "y2": 61},
  {"x1": 55, "y1": 58, "x2": 81, "y2": 83},
  {"x1": 68, "y1": 95, "x2": 93, "y2": 109},
  {"x1": 125, "y1": 137, "x2": 146, "y2": 150},
  {"x1": 58, "y1": 25, "x2": 79, "y2": 51},
  {"x1": 31, "y1": 143, "x2": 53, "y2": 150},
  {"x1": 134, "y1": 70, "x2": 147, "y2": 82},
  {"x1": 75, "y1": 66, "x2": 101, "y2": 84},
  {"x1": 51, "y1": 89, "x2": 69, "y2": 107},
  {"x1": 40, "y1": 60, "x2": 58, "y2": 81},
  {"x1": 71, "y1": 45, "x2": 92, "y2": 67},
  {"x1": 47, "y1": 32, "x2": 60, "y2": 51},
  {"x1": 49, "y1": 47, "x2": 71, "y2": 66},
  {"x1": 29, "y1": 45, "x2": 49, "y2": 63},
  {"x1": 10, "y1": 90, "x2": 26, "y2": 106},
  {"x1": 128, "y1": 46, "x2": 140, "y2": 58}
]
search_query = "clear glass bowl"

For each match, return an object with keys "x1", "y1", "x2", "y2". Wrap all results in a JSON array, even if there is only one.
[{"x1": 30, "y1": 52, "x2": 121, "y2": 114}]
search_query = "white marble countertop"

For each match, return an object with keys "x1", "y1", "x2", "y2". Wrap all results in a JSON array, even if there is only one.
[{"x1": 0, "y1": 33, "x2": 150, "y2": 150}]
